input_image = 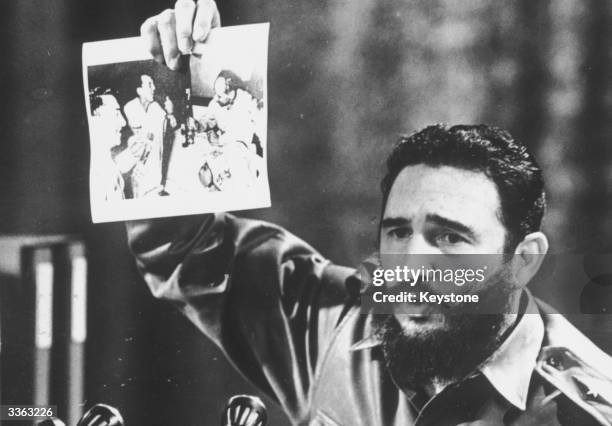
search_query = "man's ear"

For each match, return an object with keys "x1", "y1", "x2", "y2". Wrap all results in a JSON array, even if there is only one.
[{"x1": 513, "y1": 231, "x2": 549, "y2": 287}]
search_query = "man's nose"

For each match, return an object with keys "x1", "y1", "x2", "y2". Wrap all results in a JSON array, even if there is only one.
[
  {"x1": 382, "y1": 236, "x2": 438, "y2": 285},
  {"x1": 396, "y1": 234, "x2": 439, "y2": 274}
]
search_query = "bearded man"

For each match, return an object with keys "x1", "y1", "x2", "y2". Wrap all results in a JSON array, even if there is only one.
[{"x1": 127, "y1": 2, "x2": 612, "y2": 425}]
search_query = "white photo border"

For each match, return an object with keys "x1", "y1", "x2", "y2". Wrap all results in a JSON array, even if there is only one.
[{"x1": 83, "y1": 24, "x2": 270, "y2": 223}]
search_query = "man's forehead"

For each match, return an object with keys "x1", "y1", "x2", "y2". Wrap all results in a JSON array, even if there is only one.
[
  {"x1": 384, "y1": 164, "x2": 502, "y2": 225},
  {"x1": 215, "y1": 77, "x2": 229, "y2": 90},
  {"x1": 100, "y1": 94, "x2": 119, "y2": 109}
]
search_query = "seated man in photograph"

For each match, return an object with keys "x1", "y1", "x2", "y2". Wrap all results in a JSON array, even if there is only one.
[
  {"x1": 124, "y1": 74, "x2": 177, "y2": 198},
  {"x1": 89, "y1": 88, "x2": 145, "y2": 201},
  {"x1": 206, "y1": 70, "x2": 259, "y2": 150},
  {"x1": 128, "y1": 2, "x2": 612, "y2": 425},
  {"x1": 191, "y1": 70, "x2": 262, "y2": 192}
]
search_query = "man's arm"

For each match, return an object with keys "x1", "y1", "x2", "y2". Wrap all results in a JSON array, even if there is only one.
[
  {"x1": 126, "y1": 214, "x2": 353, "y2": 421},
  {"x1": 112, "y1": 136, "x2": 146, "y2": 174},
  {"x1": 131, "y1": 5, "x2": 356, "y2": 420}
]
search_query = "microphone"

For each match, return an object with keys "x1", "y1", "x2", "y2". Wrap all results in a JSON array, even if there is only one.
[
  {"x1": 77, "y1": 403, "x2": 124, "y2": 426},
  {"x1": 37, "y1": 418, "x2": 66, "y2": 426},
  {"x1": 221, "y1": 395, "x2": 268, "y2": 426}
]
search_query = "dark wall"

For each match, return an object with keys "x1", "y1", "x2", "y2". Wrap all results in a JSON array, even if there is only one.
[{"x1": 2, "y1": 0, "x2": 612, "y2": 424}]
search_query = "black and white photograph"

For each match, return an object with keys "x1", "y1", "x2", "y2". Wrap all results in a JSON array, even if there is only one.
[
  {"x1": 2, "y1": 1, "x2": 612, "y2": 425},
  {"x1": 83, "y1": 23, "x2": 269, "y2": 223}
]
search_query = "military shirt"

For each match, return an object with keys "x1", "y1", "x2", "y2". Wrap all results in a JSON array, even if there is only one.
[{"x1": 127, "y1": 213, "x2": 612, "y2": 425}]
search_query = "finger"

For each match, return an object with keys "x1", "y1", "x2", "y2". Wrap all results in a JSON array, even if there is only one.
[
  {"x1": 211, "y1": 1, "x2": 221, "y2": 29},
  {"x1": 140, "y1": 17, "x2": 163, "y2": 63},
  {"x1": 157, "y1": 9, "x2": 181, "y2": 70},
  {"x1": 192, "y1": 0, "x2": 221, "y2": 42},
  {"x1": 175, "y1": 0, "x2": 196, "y2": 54}
]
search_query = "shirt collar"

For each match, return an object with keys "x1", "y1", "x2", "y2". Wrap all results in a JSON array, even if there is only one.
[
  {"x1": 349, "y1": 313, "x2": 382, "y2": 351},
  {"x1": 350, "y1": 293, "x2": 545, "y2": 411},
  {"x1": 479, "y1": 294, "x2": 544, "y2": 410}
]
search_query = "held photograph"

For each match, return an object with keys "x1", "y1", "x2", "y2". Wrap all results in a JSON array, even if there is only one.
[{"x1": 83, "y1": 23, "x2": 270, "y2": 223}]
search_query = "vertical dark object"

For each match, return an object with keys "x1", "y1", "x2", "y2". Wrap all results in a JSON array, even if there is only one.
[
  {"x1": 0, "y1": 1, "x2": 16, "y2": 232},
  {"x1": 51, "y1": 241, "x2": 87, "y2": 426}
]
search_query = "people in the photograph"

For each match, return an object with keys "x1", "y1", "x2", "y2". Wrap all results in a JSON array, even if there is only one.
[
  {"x1": 123, "y1": 74, "x2": 177, "y2": 198},
  {"x1": 206, "y1": 70, "x2": 260, "y2": 153},
  {"x1": 89, "y1": 88, "x2": 145, "y2": 201},
  {"x1": 191, "y1": 70, "x2": 263, "y2": 192},
  {"x1": 129, "y1": 2, "x2": 612, "y2": 425}
]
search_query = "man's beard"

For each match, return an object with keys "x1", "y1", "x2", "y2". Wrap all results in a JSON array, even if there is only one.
[
  {"x1": 374, "y1": 262, "x2": 518, "y2": 391},
  {"x1": 375, "y1": 313, "x2": 505, "y2": 391}
]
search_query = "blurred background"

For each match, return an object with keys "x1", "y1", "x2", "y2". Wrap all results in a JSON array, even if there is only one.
[{"x1": 1, "y1": 0, "x2": 612, "y2": 424}]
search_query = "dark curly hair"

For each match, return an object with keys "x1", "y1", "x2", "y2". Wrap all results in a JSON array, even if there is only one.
[
  {"x1": 381, "y1": 124, "x2": 546, "y2": 251},
  {"x1": 216, "y1": 70, "x2": 246, "y2": 93},
  {"x1": 89, "y1": 86, "x2": 114, "y2": 115}
]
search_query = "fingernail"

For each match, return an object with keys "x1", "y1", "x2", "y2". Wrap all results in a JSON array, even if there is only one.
[
  {"x1": 168, "y1": 54, "x2": 182, "y2": 71},
  {"x1": 192, "y1": 27, "x2": 205, "y2": 41},
  {"x1": 178, "y1": 39, "x2": 193, "y2": 55}
]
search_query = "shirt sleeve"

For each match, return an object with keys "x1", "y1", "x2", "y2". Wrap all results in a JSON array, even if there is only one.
[{"x1": 126, "y1": 213, "x2": 355, "y2": 421}]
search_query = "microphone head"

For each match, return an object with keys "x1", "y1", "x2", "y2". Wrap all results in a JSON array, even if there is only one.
[
  {"x1": 77, "y1": 403, "x2": 124, "y2": 426},
  {"x1": 222, "y1": 395, "x2": 267, "y2": 426},
  {"x1": 37, "y1": 418, "x2": 66, "y2": 426}
]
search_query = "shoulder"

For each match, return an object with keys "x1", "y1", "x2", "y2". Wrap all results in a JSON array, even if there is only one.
[
  {"x1": 123, "y1": 98, "x2": 141, "y2": 120},
  {"x1": 535, "y1": 299, "x2": 612, "y2": 425},
  {"x1": 123, "y1": 97, "x2": 139, "y2": 111},
  {"x1": 150, "y1": 101, "x2": 165, "y2": 115}
]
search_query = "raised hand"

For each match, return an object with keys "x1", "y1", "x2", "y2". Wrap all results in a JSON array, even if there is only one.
[{"x1": 140, "y1": 0, "x2": 221, "y2": 70}]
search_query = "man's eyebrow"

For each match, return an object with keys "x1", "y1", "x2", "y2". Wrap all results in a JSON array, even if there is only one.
[
  {"x1": 380, "y1": 217, "x2": 410, "y2": 228},
  {"x1": 426, "y1": 214, "x2": 476, "y2": 238}
]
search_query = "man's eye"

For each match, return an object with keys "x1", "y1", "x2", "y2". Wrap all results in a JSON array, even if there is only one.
[
  {"x1": 388, "y1": 228, "x2": 411, "y2": 239},
  {"x1": 437, "y1": 232, "x2": 466, "y2": 245}
]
